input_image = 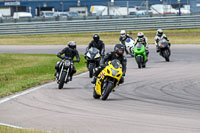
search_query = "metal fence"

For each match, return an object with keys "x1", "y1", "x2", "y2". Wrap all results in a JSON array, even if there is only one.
[{"x1": 0, "y1": 15, "x2": 200, "y2": 35}]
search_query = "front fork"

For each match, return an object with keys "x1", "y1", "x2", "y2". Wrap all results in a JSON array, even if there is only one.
[
  {"x1": 58, "y1": 64, "x2": 70, "y2": 83},
  {"x1": 58, "y1": 65, "x2": 64, "y2": 81}
]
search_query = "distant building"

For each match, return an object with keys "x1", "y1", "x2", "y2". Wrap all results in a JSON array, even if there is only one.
[
  {"x1": 0, "y1": 0, "x2": 190, "y2": 17},
  {"x1": 190, "y1": 0, "x2": 200, "y2": 13}
]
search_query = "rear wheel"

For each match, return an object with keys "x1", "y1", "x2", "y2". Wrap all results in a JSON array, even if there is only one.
[
  {"x1": 58, "y1": 71, "x2": 67, "y2": 89},
  {"x1": 101, "y1": 82, "x2": 114, "y2": 100}
]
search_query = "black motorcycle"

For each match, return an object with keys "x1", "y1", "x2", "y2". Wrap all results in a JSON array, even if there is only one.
[
  {"x1": 85, "y1": 47, "x2": 101, "y2": 78},
  {"x1": 56, "y1": 57, "x2": 73, "y2": 89},
  {"x1": 158, "y1": 40, "x2": 171, "y2": 62}
]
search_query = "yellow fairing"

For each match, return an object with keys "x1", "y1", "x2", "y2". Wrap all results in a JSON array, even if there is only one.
[{"x1": 95, "y1": 61, "x2": 123, "y2": 95}]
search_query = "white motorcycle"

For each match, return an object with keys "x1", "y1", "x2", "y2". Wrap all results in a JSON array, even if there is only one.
[{"x1": 124, "y1": 38, "x2": 135, "y2": 57}]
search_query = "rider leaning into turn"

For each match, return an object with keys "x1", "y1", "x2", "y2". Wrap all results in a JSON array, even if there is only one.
[
  {"x1": 55, "y1": 41, "x2": 80, "y2": 81},
  {"x1": 86, "y1": 34, "x2": 105, "y2": 56},
  {"x1": 134, "y1": 32, "x2": 149, "y2": 58},
  {"x1": 155, "y1": 29, "x2": 170, "y2": 52},
  {"x1": 91, "y1": 44, "x2": 127, "y2": 84},
  {"x1": 119, "y1": 30, "x2": 133, "y2": 54}
]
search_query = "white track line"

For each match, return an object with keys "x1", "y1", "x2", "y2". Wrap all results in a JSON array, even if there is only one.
[
  {"x1": 0, "y1": 72, "x2": 87, "y2": 104},
  {"x1": 0, "y1": 81, "x2": 56, "y2": 104},
  {"x1": 0, "y1": 122, "x2": 23, "y2": 129},
  {"x1": 0, "y1": 72, "x2": 88, "y2": 129}
]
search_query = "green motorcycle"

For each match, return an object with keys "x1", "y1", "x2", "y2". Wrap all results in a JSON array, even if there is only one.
[{"x1": 133, "y1": 43, "x2": 147, "y2": 68}]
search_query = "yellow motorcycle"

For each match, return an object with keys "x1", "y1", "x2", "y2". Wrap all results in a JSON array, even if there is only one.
[{"x1": 93, "y1": 59, "x2": 123, "y2": 100}]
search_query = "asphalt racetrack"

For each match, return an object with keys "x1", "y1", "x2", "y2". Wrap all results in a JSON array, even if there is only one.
[{"x1": 0, "y1": 45, "x2": 200, "y2": 133}]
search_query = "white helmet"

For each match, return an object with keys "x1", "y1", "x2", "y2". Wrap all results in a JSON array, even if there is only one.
[
  {"x1": 120, "y1": 30, "x2": 126, "y2": 39},
  {"x1": 157, "y1": 29, "x2": 163, "y2": 37},
  {"x1": 120, "y1": 30, "x2": 126, "y2": 35},
  {"x1": 137, "y1": 32, "x2": 144, "y2": 38}
]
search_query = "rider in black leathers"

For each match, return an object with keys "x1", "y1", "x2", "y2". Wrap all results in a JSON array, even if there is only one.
[
  {"x1": 86, "y1": 34, "x2": 105, "y2": 56},
  {"x1": 55, "y1": 41, "x2": 80, "y2": 81},
  {"x1": 91, "y1": 44, "x2": 127, "y2": 84}
]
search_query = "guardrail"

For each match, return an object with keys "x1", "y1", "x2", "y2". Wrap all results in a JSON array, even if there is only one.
[{"x1": 0, "y1": 15, "x2": 200, "y2": 35}]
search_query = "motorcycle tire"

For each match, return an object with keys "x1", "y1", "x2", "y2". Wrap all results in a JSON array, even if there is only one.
[
  {"x1": 129, "y1": 47, "x2": 134, "y2": 57},
  {"x1": 88, "y1": 63, "x2": 94, "y2": 78},
  {"x1": 131, "y1": 53, "x2": 134, "y2": 57},
  {"x1": 136, "y1": 56, "x2": 142, "y2": 69},
  {"x1": 165, "y1": 57, "x2": 170, "y2": 62},
  {"x1": 89, "y1": 68, "x2": 93, "y2": 78},
  {"x1": 142, "y1": 63, "x2": 146, "y2": 68},
  {"x1": 101, "y1": 82, "x2": 114, "y2": 100},
  {"x1": 58, "y1": 71, "x2": 67, "y2": 89},
  {"x1": 163, "y1": 50, "x2": 170, "y2": 62}
]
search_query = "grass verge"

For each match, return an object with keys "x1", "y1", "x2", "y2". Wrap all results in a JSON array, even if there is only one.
[
  {"x1": 0, "y1": 28, "x2": 200, "y2": 45},
  {"x1": 0, "y1": 53, "x2": 87, "y2": 98},
  {"x1": 0, "y1": 125, "x2": 61, "y2": 133}
]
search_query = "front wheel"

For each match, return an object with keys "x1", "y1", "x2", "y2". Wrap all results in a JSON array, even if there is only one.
[
  {"x1": 101, "y1": 82, "x2": 114, "y2": 100},
  {"x1": 142, "y1": 63, "x2": 146, "y2": 68},
  {"x1": 58, "y1": 71, "x2": 67, "y2": 89},
  {"x1": 88, "y1": 63, "x2": 94, "y2": 78},
  {"x1": 163, "y1": 49, "x2": 170, "y2": 62},
  {"x1": 89, "y1": 68, "x2": 93, "y2": 78},
  {"x1": 129, "y1": 47, "x2": 134, "y2": 57},
  {"x1": 165, "y1": 57, "x2": 170, "y2": 62},
  {"x1": 136, "y1": 56, "x2": 142, "y2": 69}
]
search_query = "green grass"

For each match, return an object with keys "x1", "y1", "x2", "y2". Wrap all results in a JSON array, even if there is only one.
[
  {"x1": 0, "y1": 125, "x2": 61, "y2": 133},
  {"x1": 0, "y1": 28, "x2": 200, "y2": 45},
  {"x1": 0, "y1": 53, "x2": 87, "y2": 98}
]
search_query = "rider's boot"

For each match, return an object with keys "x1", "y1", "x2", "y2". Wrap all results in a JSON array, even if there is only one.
[
  {"x1": 69, "y1": 76, "x2": 72, "y2": 81},
  {"x1": 91, "y1": 77, "x2": 97, "y2": 84}
]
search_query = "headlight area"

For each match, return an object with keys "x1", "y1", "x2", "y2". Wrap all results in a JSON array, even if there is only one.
[
  {"x1": 111, "y1": 68, "x2": 119, "y2": 76},
  {"x1": 64, "y1": 60, "x2": 71, "y2": 66},
  {"x1": 95, "y1": 53, "x2": 100, "y2": 58},
  {"x1": 86, "y1": 52, "x2": 91, "y2": 59}
]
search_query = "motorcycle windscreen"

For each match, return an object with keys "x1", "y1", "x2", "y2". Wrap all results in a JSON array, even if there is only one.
[
  {"x1": 111, "y1": 59, "x2": 121, "y2": 69},
  {"x1": 88, "y1": 47, "x2": 100, "y2": 58},
  {"x1": 89, "y1": 47, "x2": 100, "y2": 54},
  {"x1": 159, "y1": 40, "x2": 168, "y2": 48},
  {"x1": 136, "y1": 43, "x2": 143, "y2": 49},
  {"x1": 125, "y1": 38, "x2": 131, "y2": 43},
  {"x1": 134, "y1": 43, "x2": 145, "y2": 54}
]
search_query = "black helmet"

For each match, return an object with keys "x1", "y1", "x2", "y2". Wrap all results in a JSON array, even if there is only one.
[
  {"x1": 93, "y1": 34, "x2": 100, "y2": 42},
  {"x1": 157, "y1": 29, "x2": 163, "y2": 37},
  {"x1": 68, "y1": 41, "x2": 76, "y2": 49},
  {"x1": 114, "y1": 44, "x2": 125, "y2": 55}
]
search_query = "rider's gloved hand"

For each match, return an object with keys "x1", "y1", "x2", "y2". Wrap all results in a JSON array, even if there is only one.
[{"x1": 94, "y1": 67, "x2": 99, "y2": 73}]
